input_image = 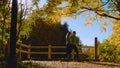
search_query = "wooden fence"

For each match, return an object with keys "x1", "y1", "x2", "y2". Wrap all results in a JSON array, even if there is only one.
[{"x1": 16, "y1": 37, "x2": 98, "y2": 60}]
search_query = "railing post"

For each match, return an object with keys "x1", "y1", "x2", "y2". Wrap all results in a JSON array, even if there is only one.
[
  {"x1": 48, "y1": 45, "x2": 51, "y2": 59},
  {"x1": 27, "y1": 45, "x2": 31, "y2": 59},
  {"x1": 95, "y1": 37, "x2": 98, "y2": 61},
  {"x1": 19, "y1": 43, "x2": 22, "y2": 58},
  {"x1": 71, "y1": 50, "x2": 75, "y2": 60}
]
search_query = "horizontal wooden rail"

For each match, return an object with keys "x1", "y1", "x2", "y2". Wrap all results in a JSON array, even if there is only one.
[
  {"x1": 16, "y1": 44, "x2": 94, "y2": 59},
  {"x1": 51, "y1": 46, "x2": 66, "y2": 48},
  {"x1": 21, "y1": 50, "x2": 28, "y2": 54},
  {"x1": 17, "y1": 43, "x2": 30, "y2": 48},
  {"x1": 21, "y1": 44, "x2": 30, "y2": 48},
  {"x1": 31, "y1": 46, "x2": 48, "y2": 48},
  {"x1": 16, "y1": 49, "x2": 28, "y2": 54},
  {"x1": 52, "y1": 52, "x2": 66, "y2": 54},
  {"x1": 16, "y1": 37, "x2": 98, "y2": 60},
  {"x1": 31, "y1": 52, "x2": 48, "y2": 54},
  {"x1": 30, "y1": 46, "x2": 94, "y2": 49},
  {"x1": 80, "y1": 46, "x2": 94, "y2": 48}
]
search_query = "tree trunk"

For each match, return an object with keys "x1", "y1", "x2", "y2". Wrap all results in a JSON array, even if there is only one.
[{"x1": 7, "y1": 0, "x2": 18, "y2": 68}]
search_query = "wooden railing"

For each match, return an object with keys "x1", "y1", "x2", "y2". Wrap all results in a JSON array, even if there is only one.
[{"x1": 16, "y1": 37, "x2": 98, "y2": 60}]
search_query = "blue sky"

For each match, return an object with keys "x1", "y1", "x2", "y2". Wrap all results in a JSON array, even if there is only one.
[
  {"x1": 20, "y1": 0, "x2": 112, "y2": 46},
  {"x1": 61, "y1": 16, "x2": 112, "y2": 46}
]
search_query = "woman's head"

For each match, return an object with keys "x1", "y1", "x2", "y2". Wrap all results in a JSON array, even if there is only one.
[{"x1": 67, "y1": 32, "x2": 71, "y2": 36}]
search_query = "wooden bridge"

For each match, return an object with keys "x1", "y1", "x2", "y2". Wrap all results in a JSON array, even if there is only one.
[{"x1": 15, "y1": 37, "x2": 98, "y2": 61}]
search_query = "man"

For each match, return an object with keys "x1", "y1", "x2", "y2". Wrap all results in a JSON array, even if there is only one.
[{"x1": 70, "y1": 31, "x2": 79, "y2": 59}]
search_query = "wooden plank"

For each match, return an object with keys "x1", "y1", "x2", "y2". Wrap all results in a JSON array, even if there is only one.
[
  {"x1": 31, "y1": 52, "x2": 48, "y2": 54},
  {"x1": 31, "y1": 46, "x2": 48, "y2": 48},
  {"x1": 28, "y1": 46, "x2": 31, "y2": 59},
  {"x1": 17, "y1": 43, "x2": 94, "y2": 48},
  {"x1": 48, "y1": 45, "x2": 51, "y2": 59},
  {"x1": 16, "y1": 43, "x2": 30, "y2": 48},
  {"x1": 23, "y1": 45, "x2": 94, "y2": 49},
  {"x1": 52, "y1": 52, "x2": 66, "y2": 54},
  {"x1": 20, "y1": 44, "x2": 30, "y2": 48},
  {"x1": 52, "y1": 46, "x2": 66, "y2": 48},
  {"x1": 51, "y1": 52, "x2": 86, "y2": 54},
  {"x1": 20, "y1": 50, "x2": 28, "y2": 54},
  {"x1": 16, "y1": 42, "x2": 21, "y2": 46},
  {"x1": 78, "y1": 46, "x2": 94, "y2": 48},
  {"x1": 31, "y1": 46, "x2": 66, "y2": 48}
]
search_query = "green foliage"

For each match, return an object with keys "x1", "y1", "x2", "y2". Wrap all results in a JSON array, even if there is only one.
[
  {"x1": 98, "y1": 40, "x2": 120, "y2": 62},
  {"x1": 17, "y1": 20, "x2": 33, "y2": 40},
  {"x1": 22, "y1": 18, "x2": 68, "y2": 45},
  {"x1": 0, "y1": 0, "x2": 11, "y2": 43},
  {"x1": 79, "y1": 48, "x2": 94, "y2": 60},
  {"x1": 108, "y1": 0, "x2": 120, "y2": 12},
  {"x1": 109, "y1": 20, "x2": 120, "y2": 47},
  {"x1": 86, "y1": 48, "x2": 94, "y2": 59},
  {"x1": 79, "y1": 53, "x2": 90, "y2": 61},
  {"x1": 32, "y1": 0, "x2": 120, "y2": 33},
  {"x1": 0, "y1": 30, "x2": 9, "y2": 45}
]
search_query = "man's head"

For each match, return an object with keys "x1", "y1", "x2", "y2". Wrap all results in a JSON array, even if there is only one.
[{"x1": 73, "y1": 31, "x2": 76, "y2": 36}]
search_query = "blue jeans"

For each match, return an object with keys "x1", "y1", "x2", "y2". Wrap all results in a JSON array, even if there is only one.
[{"x1": 66, "y1": 44, "x2": 79, "y2": 59}]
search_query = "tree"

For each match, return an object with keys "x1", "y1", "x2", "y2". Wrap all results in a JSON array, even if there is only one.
[
  {"x1": 17, "y1": 0, "x2": 33, "y2": 41},
  {"x1": 0, "y1": 0, "x2": 10, "y2": 54},
  {"x1": 108, "y1": 19, "x2": 120, "y2": 55},
  {"x1": 7, "y1": 0, "x2": 18, "y2": 68},
  {"x1": 22, "y1": 18, "x2": 69, "y2": 45},
  {"x1": 33, "y1": 0, "x2": 120, "y2": 31},
  {"x1": 0, "y1": 0, "x2": 11, "y2": 67}
]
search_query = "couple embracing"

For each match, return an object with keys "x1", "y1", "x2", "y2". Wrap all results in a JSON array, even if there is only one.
[{"x1": 66, "y1": 31, "x2": 80, "y2": 60}]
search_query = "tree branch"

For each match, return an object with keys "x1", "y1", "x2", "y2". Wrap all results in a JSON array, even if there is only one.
[
  {"x1": 80, "y1": 6, "x2": 120, "y2": 20},
  {"x1": 95, "y1": 11, "x2": 120, "y2": 20},
  {"x1": 94, "y1": 0, "x2": 110, "y2": 10}
]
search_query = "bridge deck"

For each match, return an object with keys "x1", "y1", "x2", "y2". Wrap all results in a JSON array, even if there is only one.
[{"x1": 23, "y1": 60, "x2": 119, "y2": 68}]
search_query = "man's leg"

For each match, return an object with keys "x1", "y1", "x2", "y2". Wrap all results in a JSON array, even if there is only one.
[
  {"x1": 74, "y1": 46, "x2": 79, "y2": 59},
  {"x1": 69, "y1": 45, "x2": 74, "y2": 59}
]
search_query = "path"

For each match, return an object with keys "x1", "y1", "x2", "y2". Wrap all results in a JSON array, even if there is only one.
[{"x1": 23, "y1": 60, "x2": 120, "y2": 68}]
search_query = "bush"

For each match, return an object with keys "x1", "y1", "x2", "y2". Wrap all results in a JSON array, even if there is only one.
[
  {"x1": 86, "y1": 48, "x2": 94, "y2": 59},
  {"x1": 79, "y1": 48, "x2": 94, "y2": 60},
  {"x1": 98, "y1": 40, "x2": 119, "y2": 62}
]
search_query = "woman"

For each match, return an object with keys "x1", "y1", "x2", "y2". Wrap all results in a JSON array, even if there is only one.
[{"x1": 66, "y1": 32, "x2": 71, "y2": 59}]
